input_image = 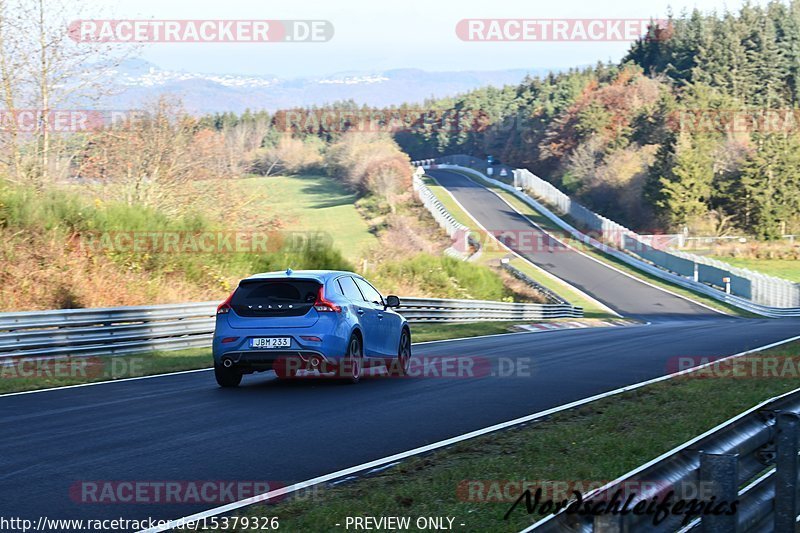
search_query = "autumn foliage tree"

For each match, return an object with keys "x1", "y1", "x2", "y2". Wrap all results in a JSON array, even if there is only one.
[
  {"x1": 325, "y1": 133, "x2": 412, "y2": 201},
  {"x1": 78, "y1": 98, "x2": 231, "y2": 213}
]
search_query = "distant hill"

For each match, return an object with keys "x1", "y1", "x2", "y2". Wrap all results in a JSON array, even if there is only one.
[{"x1": 99, "y1": 59, "x2": 554, "y2": 112}]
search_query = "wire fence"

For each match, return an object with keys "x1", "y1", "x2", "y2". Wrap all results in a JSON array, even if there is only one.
[{"x1": 513, "y1": 166, "x2": 800, "y2": 308}]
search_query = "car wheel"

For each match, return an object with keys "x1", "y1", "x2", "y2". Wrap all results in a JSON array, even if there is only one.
[
  {"x1": 214, "y1": 362, "x2": 242, "y2": 388},
  {"x1": 387, "y1": 329, "x2": 411, "y2": 377},
  {"x1": 341, "y1": 333, "x2": 364, "y2": 384}
]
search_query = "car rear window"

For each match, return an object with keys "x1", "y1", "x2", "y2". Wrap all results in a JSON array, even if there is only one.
[{"x1": 231, "y1": 279, "x2": 321, "y2": 317}]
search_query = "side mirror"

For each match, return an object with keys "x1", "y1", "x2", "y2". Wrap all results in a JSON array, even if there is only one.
[{"x1": 385, "y1": 295, "x2": 400, "y2": 308}]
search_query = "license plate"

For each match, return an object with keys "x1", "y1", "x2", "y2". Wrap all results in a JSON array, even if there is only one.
[{"x1": 250, "y1": 337, "x2": 291, "y2": 349}]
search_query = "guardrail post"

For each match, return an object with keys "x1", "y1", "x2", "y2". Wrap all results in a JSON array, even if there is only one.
[
  {"x1": 699, "y1": 451, "x2": 738, "y2": 533},
  {"x1": 774, "y1": 411, "x2": 800, "y2": 532}
]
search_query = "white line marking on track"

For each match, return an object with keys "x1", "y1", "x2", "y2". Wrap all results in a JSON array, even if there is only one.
[{"x1": 138, "y1": 333, "x2": 800, "y2": 533}]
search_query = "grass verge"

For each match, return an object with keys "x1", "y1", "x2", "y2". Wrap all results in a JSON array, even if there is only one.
[
  {"x1": 707, "y1": 256, "x2": 800, "y2": 283},
  {"x1": 412, "y1": 321, "x2": 536, "y2": 343},
  {"x1": 0, "y1": 347, "x2": 211, "y2": 395},
  {"x1": 234, "y1": 174, "x2": 378, "y2": 262},
  {"x1": 230, "y1": 339, "x2": 800, "y2": 532}
]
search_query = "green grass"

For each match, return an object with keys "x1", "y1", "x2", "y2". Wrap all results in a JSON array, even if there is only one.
[
  {"x1": 412, "y1": 321, "x2": 531, "y2": 343},
  {"x1": 708, "y1": 256, "x2": 800, "y2": 282},
  {"x1": 0, "y1": 181, "x2": 208, "y2": 234},
  {"x1": 0, "y1": 348, "x2": 211, "y2": 395},
  {"x1": 456, "y1": 171, "x2": 753, "y2": 318},
  {"x1": 371, "y1": 253, "x2": 516, "y2": 301},
  {"x1": 230, "y1": 340, "x2": 800, "y2": 532},
  {"x1": 423, "y1": 174, "x2": 616, "y2": 319},
  {"x1": 423, "y1": 177, "x2": 475, "y2": 228},
  {"x1": 235, "y1": 174, "x2": 378, "y2": 262},
  {"x1": 0, "y1": 179, "x2": 355, "y2": 295}
]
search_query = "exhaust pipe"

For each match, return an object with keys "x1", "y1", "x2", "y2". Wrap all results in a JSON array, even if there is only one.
[
  {"x1": 222, "y1": 358, "x2": 233, "y2": 368},
  {"x1": 308, "y1": 356, "x2": 321, "y2": 368}
]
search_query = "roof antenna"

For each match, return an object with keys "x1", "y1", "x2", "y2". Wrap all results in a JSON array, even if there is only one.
[{"x1": 285, "y1": 268, "x2": 293, "y2": 276}]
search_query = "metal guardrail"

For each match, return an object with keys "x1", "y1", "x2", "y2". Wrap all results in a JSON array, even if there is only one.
[
  {"x1": 427, "y1": 162, "x2": 800, "y2": 318},
  {"x1": 512, "y1": 165, "x2": 800, "y2": 309},
  {"x1": 0, "y1": 297, "x2": 582, "y2": 360},
  {"x1": 414, "y1": 167, "x2": 573, "y2": 305},
  {"x1": 397, "y1": 297, "x2": 582, "y2": 322},
  {"x1": 527, "y1": 387, "x2": 800, "y2": 532},
  {"x1": 0, "y1": 302, "x2": 219, "y2": 359},
  {"x1": 501, "y1": 262, "x2": 571, "y2": 305},
  {"x1": 670, "y1": 249, "x2": 800, "y2": 308},
  {"x1": 412, "y1": 168, "x2": 476, "y2": 260}
]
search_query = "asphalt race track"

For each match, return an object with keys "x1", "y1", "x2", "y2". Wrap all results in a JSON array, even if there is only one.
[
  {"x1": 3, "y1": 169, "x2": 800, "y2": 530},
  {"x1": 427, "y1": 168, "x2": 716, "y2": 320},
  {"x1": 2, "y1": 318, "x2": 800, "y2": 526}
]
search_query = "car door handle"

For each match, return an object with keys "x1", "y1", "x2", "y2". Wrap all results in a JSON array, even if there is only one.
[
  {"x1": 377, "y1": 313, "x2": 383, "y2": 319},
  {"x1": 356, "y1": 308, "x2": 365, "y2": 315}
]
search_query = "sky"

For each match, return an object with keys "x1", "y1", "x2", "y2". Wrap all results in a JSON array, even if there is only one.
[{"x1": 77, "y1": 0, "x2": 773, "y2": 77}]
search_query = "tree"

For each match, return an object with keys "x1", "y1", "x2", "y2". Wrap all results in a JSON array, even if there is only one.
[
  {"x1": 0, "y1": 0, "x2": 133, "y2": 185},
  {"x1": 656, "y1": 134, "x2": 715, "y2": 229},
  {"x1": 739, "y1": 133, "x2": 800, "y2": 238},
  {"x1": 79, "y1": 98, "x2": 227, "y2": 214}
]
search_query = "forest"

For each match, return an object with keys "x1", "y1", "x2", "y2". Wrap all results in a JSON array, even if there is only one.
[{"x1": 389, "y1": 1, "x2": 800, "y2": 238}]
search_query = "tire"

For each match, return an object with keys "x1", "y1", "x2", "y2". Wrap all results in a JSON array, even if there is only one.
[
  {"x1": 341, "y1": 333, "x2": 364, "y2": 384},
  {"x1": 214, "y1": 362, "x2": 242, "y2": 388},
  {"x1": 386, "y1": 328, "x2": 411, "y2": 377}
]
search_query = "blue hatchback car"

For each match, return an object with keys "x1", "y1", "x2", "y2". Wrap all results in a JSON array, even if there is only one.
[{"x1": 213, "y1": 270, "x2": 411, "y2": 386}]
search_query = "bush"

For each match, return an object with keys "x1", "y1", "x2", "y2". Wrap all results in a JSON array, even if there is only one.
[
  {"x1": 249, "y1": 135, "x2": 325, "y2": 176},
  {"x1": 369, "y1": 253, "x2": 512, "y2": 300},
  {"x1": 325, "y1": 133, "x2": 411, "y2": 199},
  {"x1": 0, "y1": 182, "x2": 354, "y2": 309}
]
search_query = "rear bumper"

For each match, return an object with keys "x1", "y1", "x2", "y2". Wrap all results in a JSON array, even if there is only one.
[{"x1": 218, "y1": 350, "x2": 335, "y2": 372}]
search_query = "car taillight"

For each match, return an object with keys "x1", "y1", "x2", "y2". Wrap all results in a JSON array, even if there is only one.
[
  {"x1": 217, "y1": 291, "x2": 235, "y2": 315},
  {"x1": 314, "y1": 285, "x2": 341, "y2": 312}
]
